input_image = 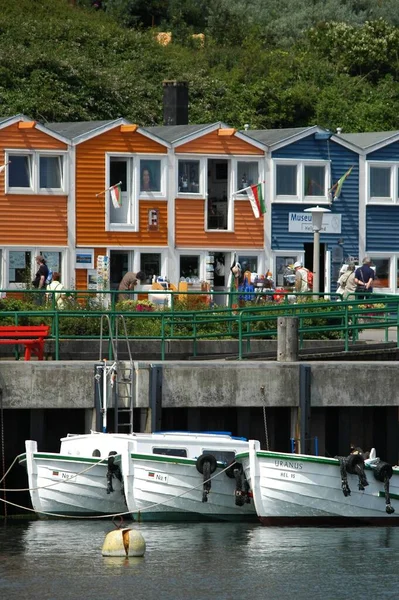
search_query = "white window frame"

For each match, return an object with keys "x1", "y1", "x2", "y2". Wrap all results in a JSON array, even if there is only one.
[
  {"x1": 232, "y1": 158, "x2": 262, "y2": 198},
  {"x1": 138, "y1": 155, "x2": 168, "y2": 199},
  {"x1": 367, "y1": 253, "x2": 394, "y2": 292},
  {"x1": 273, "y1": 159, "x2": 331, "y2": 204},
  {"x1": 272, "y1": 251, "x2": 303, "y2": 287},
  {"x1": 367, "y1": 162, "x2": 398, "y2": 205},
  {"x1": 105, "y1": 153, "x2": 136, "y2": 232},
  {"x1": 176, "y1": 156, "x2": 205, "y2": 198},
  {"x1": 5, "y1": 247, "x2": 66, "y2": 289},
  {"x1": 5, "y1": 150, "x2": 67, "y2": 195}
]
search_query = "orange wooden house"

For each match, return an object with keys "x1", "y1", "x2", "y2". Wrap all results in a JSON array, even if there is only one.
[
  {"x1": 45, "y1": 118, "x2": 171, "y2": 290},
  {"x1": 0, "y1": 115, "x2": 71, "y2": 290},
  {"x1": 146, "y1": 121, "x2": 267, "y2": 295}
]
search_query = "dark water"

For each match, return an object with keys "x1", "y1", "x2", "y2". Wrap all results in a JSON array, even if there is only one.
[{"x1": 0, "y1": 520, "x2": 398, "y2": 599}]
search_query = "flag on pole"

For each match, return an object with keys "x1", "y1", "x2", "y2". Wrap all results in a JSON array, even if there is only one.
[
  {"x1": 330, "y1": 166, "x2": 353, "y2": 200},
  {"x1": 0, "y1": 161, "x2": 10, "y2": 174},
  {"x1": 247, "y1": 183, "x2": 266, "y2": 218},
  {"x1": 110, "y1": 183, "x2": 122, "y2": 208}
]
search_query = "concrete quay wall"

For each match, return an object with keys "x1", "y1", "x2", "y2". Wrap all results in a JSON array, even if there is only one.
[{"x1": 0, "y1": 360, "x2": 398, "y2": 409}]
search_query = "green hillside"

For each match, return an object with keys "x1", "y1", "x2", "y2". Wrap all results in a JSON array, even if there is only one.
[{"x1": 0, "y1": 0, "x2": 399, "y2": 131}]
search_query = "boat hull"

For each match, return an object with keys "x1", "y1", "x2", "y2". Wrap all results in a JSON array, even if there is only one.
[
  {"x1": 21, "y1": 443, "x2": 127, "y2": 518},
  {"x1": 122, "y1": 453, "x2": 256, "y2": 522},
  {"x1": 237, "y1": 443, "x2": 399, "y2": 526}
]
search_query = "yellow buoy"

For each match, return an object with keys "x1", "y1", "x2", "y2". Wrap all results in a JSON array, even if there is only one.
[{"x1": 102, "y1": 528, "x2": 146, "y2": 557}]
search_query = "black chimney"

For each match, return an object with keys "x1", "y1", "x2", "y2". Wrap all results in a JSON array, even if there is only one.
[{"x1": 163, "y1": 80, "x2": 189, "y2": 126}]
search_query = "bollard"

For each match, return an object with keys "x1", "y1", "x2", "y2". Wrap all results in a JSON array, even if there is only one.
[{"x1": 277, "y1": 317, "x2": 298, "y2": 362}]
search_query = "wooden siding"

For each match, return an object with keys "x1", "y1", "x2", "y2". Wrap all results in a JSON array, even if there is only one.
[
  {"x1": 176, "y1": 130, "x2": 263, "y2": 155},
  {"x1": 0, "y1": 122, "x2": 67, "y2": 150},
  {"x1": 367, "y1": 206, "x2": 399, "y2": 252},
  {"x1": 76, "y1": 128, "x2": 168, "y2": 246},
  {"x1": 175, "y1": 198, "x2": 264, "y2": 248},
  {"x1": 75, "y1": 247, "x2": 105, "y2": 289},
  {"x1": 272, "y1": 137, "x2": 359, "y2": 260},
  {"x1": 0, "y1": 123, "x2": 68, "y2": 245}
]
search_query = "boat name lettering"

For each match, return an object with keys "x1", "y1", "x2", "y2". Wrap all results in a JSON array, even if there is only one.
[
  {"x1": 52, "y1": 470, "x2": 75, "y2": 481},
  {"x1": 147, "y1": 471, "x2": 169, "y2": 484},
  {"x1": 275, "y1": 460, "x2": 303, "y2": 470}
]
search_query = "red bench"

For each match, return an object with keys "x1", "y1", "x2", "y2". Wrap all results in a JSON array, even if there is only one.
[{"x1": 0, "y1": 325, "x2": 50, "y2": 361}]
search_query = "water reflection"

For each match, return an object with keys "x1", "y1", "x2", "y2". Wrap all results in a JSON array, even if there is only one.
[{"x1": 1, "y1": 521, "x2": 399, "y2": 600}]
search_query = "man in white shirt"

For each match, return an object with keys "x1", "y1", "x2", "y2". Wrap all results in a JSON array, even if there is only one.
[{"x1": 294, "y1": 261, "x2": 309, "y2": 293}]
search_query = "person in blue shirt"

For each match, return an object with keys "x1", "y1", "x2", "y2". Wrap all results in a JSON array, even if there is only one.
[{"x1": 354, "y1": 257, "x2": 375, "y2": 299}]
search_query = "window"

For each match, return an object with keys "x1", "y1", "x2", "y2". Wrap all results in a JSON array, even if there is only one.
[
  {"x1": 180, "y1": 255, "x2": 200, "y2": 279},
  {"x1": 304, "y1": 165, "x2": 325, "y2": 196},
  {"x1": 153, "y1": 447, "x2": 187, "y2": 457},
  {"x1": 140, "y1": 159, "x2": 161, "y2": 192},
  {"x1": 238, "y1": 255, "x2": 258, "y2": 273},
  {"x1": 370, "y1": 257, "x2": 389, "y2": 288},
  {"x1": 275, "y1": 160, "x2": 329, "y2": 202},
  {"x1": 9, "y1": 155, "x2": 32, "y2": 188},
  {"x1": 276, "y1": 164, "x2": 297, "y2": 196},
  {"x1": 7, "y1": 152, "x2": 66, "y2": 193},
  {"x1": 178, "y1": 159, "x2": 200, "y2": 193},
  {"x1": 275, "y1": 256, "x2": 298, "y2": 287},
  {"x1": 40, "y1": 251, "x2": 62, "y2": 278},
  {"x1": 40, "y1": 156, "x2": 63, "y2": 189},
  {"x1": 140, "y1": 253, "x2": 161, "y2": 284},
  {"x1": 9, "y1": 251, "x2": 31, "y2": 285},
  {"x1": 369, "y1": 166, "x2": 392, "y2": 200},
  {"x1": 107, "y1": 157, "x2": 137, "y2": 229},
  {"x1": 237, "y1": 161, "x2": 259, "y2": 191}
]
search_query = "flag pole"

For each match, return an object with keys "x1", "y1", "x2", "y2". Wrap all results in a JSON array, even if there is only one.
[
  {"x1": 231, "y1": 180, "x2": 265, "y2": 197},
  {"x1": 96, "y1": 181, "x2": 122, "y2": 198}
]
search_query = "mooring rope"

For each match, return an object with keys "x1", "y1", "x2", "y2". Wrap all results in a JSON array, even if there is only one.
[
  {"x1": 0, "y1": 389, "x2": 6, "y2": 518},
  {"x1": 0, "y1": 460, "x2": 238, "y2": 519},
  {"x1": 0, "y1": 456, "x2": 115, "y2": 493}
]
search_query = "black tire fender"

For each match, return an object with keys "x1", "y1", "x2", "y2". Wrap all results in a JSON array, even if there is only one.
[
  {"x1": 345, "y1": 453, "x2": 364, "y2": 475},
  {"x1": 373, "y1": 461, "x2": 393, "y2": 482},
  {"x1": 196, "y1": 453, "x2": 217, "y2": 475},
  {"x1": 225, "y1": 459, "x2": 239, "y2": 479}
]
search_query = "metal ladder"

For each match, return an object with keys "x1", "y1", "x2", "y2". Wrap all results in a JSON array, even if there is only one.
[
  {"x1": 98, "y1": 315, "x2": 135, "y2": 433},
  {"x1": 114, "y1": 316, "x2": 135, "y2": 434}
]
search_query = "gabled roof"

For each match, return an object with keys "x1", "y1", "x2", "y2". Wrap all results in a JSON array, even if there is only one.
[
  {"x1": 145, "y1": 124, "x2": 216, "y2": 144},
  {"x1": 46, "y1": 120, "x2": 119, "y2": 140},
  {"x1": 338, "y1": 131, "x2": 399, "y2": 150},
  {"x1": 242, "y1": 127, "x2": 315, "y2": 147},
  {"x1": 46, "y1": 119, "x2": 170, "y2": 147}
]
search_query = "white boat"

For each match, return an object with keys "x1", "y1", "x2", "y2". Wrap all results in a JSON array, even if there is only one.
[
  {"x1": 19, "y1": 431, "x2": 256, "y2": 521},
  {"x1": 235, "y1": 440, "x2": 399, "y2": 525},
  {"x1": 19, "y1": 434, "x2": 130, "y2": 517},
  {"x1": 121, "y1": 431, "x2": 256, "y2": 522}
]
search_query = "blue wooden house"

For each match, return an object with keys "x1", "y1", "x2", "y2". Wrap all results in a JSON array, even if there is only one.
[
  {"x1": 338, "y1": 131, "x2": 399, "y2": 293},
  {"x1": 245, "y1": 127, "x2": 360, "y2": 291}
]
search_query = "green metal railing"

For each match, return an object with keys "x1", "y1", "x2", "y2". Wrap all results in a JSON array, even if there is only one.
[{"x1": 1, "y1": 288, "x2": 399, "y2": 360}]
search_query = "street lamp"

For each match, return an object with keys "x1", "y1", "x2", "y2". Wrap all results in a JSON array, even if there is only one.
[{"x1": 304, "y1": 206, "x2": 331, "y2": 294}]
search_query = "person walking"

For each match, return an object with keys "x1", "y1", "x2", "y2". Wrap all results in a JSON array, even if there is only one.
[
  {"x1": 118, "y1": 271, "x2": 145, "y2": 301},
  {"x1": 32, "y1": 255, "x2": 49, "y2": 305},
  {"x1": 294, "y1": 261, "x2": 309, "y2": 294},
  {"x1": 337, "y1": 263, "x2": 356, "y2": 300},
  {"x1": 46, "y1": 272, "x2": 66, "y2": 308},
  {"x1": 355, "y1": 257, "x2": 375, "y2": 299}
]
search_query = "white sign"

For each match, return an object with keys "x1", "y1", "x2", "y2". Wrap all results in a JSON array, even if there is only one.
[{"x1": 288, "y1": 212, "x2": 341, "y2": 234}]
